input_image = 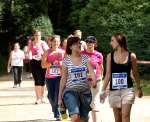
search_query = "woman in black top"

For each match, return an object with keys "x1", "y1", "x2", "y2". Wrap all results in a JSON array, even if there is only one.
[{"x1": 101, "y1": 33, "x2": 143, "y2": 122}]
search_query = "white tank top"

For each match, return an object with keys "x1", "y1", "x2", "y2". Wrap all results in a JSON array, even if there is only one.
[{"x1": 11, "y1": 50, "x2": 24, "y2": 66}]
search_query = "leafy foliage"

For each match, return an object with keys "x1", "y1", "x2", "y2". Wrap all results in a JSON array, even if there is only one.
[
  {"x1": 0, "y1": 0, "x2": 149, "y2": 75},
  {"x1": 31, "y1": 15, "x2": 53, "y2": 38},
  {"x1": 0, "y1": 0, "x2": 53, "y2": 52},
  {"x1": 78, "y1": 0, "x2": 150, "y2": 74},
  {"x1": 68, "y1": 0, "x2": 89, "y2": 30}
]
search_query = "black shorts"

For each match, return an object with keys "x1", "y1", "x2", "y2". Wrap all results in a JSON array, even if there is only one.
[{"x1": 30, "y1": 59, "x2": 46, "y2": 86}]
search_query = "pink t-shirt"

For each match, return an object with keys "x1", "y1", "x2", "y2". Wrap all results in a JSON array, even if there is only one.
[
  {"x1": 45, "y1": 48, "x2": 64, "y2": 78},
  {"x1": 29, "y1": 40, "x2": 49, "y2": 60},
  {"x1": 81, "y1": 50, "x2": 103, "y2": 80}
]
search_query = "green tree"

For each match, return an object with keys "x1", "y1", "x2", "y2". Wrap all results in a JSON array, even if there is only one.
[
  {"x1": 68, "y1": 0, "x2": 89, "y2": 30},
  {"x1": 31, "y1": 15, "x2": 53, "y2": 38},
  {"x1": 79, "y1": 0, "x2": 150, "y2": 74},
  {"x1": 0, "y1": 0, "x2": 54, "y2": 51}
]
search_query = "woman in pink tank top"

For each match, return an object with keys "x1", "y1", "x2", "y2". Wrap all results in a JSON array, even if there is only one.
[
  {"x1": 28, "y1": 30, "x2": 49, "y2": 104},
  {"x1": 42, "y1": 35, "x2": 65, "y2": 121},
  {"x1": 82, "y1": 36, "x2": 103, "y2": 122}
]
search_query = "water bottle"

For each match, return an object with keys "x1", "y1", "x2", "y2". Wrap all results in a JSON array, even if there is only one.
[
  {"x1": 58, "y1": 105, "x2": 68, "y2": 120},
  {"x1": 7, "y1": 66, "x2": 11, "y2": 73}
]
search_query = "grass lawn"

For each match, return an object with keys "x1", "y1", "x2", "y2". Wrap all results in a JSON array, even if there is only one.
[{"x1": 141, "y1": 79, "x2": 150, "y2": 96}]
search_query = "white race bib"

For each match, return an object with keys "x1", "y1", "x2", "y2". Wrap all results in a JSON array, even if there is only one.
[
  {"x1": 94, "y1": 68, "x2": 96, "y2": 74},
  {"x1": 112, "y1": 73, "x2": 127, "y2": 89},
  {"x1": 49, "y1": 66, "x2": 61, "y2": 76},
  {"x1": 32, "y1": 55, "x2": 41, "y2": 61},
  {"x1": 70, "y1": 67, "x2": 87, "y2": 83}
]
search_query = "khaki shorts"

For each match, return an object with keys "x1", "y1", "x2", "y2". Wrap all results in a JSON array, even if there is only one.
[
  {"x1": 90, "y1": 80, "x2": 102, "y2": 111},
  {"x1": 109, "y1": 88, "x2": 135, "y2": 108}
]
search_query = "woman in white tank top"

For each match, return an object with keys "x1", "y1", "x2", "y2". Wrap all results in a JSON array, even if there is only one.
[{"x1": 7, "y1": 42, "x2": 25, "y2": 88}]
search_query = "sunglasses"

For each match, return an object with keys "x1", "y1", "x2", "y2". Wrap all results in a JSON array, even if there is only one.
[{"x1": 86, "y1": 40, "x2": 95, "y2": 43}]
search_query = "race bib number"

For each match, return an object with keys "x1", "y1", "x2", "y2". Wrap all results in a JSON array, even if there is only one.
[
  {"x1": 70, "y1": 67, "x2": 87, "y2": 83},
  {"x1": 32, "y1": 55, "x2": 41, "y2": 61},
  {"x1": 112, "y1": 73, "x2": 128, "y2": 89},
  {"x1": 49, "y1": 66, "x2": 61, "y2": 76}
]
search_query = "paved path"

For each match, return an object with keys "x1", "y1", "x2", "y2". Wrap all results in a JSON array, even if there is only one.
[{"x1": 0, "y1": 74, "x2": 150, "y2": 122}]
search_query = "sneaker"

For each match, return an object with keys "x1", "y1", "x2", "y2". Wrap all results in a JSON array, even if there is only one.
[
  {"x1": 18, "y1": 84, "x2": 21, "y2": 87},
  {"x1": 41, "y1": 98, "x2": 46, "y2": 103},
  {"x1": 29, "y1": 73, "x2": 33, "y2": 79},
  {"x1": 35, "y1": 99, "x2": 41, "y2": 104},
  {"x1": 56, "y1": 117, "x2": 61, "y2": 121},
  {"x1": 13, "y1": 85, "x2": 17, "y2": 88}
]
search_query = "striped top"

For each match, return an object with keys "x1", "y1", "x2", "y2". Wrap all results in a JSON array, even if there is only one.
[{"x1": 62, "y1": 54, "x2": 90, "y2": 92}]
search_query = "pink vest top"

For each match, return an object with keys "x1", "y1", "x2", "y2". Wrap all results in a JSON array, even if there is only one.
[{"x1": 45, "y1": 48, "x2": 64, "y2": 78}]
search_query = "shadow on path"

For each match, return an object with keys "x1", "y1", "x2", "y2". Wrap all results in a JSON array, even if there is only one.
[
  {"x1": 2, "y1": 119, "x2": 71, "y2": 122},
  {"x1": 0, "y1": 102, "x2": 49, "y2": 106}
]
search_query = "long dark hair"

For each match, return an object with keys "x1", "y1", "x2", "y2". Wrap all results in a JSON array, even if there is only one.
[
  {"x1": 112, "y1": 33, "x2": 128, "y2": 51},
  {"x1": 66, "y1": 37, "x2": 81, "y2": 55}
]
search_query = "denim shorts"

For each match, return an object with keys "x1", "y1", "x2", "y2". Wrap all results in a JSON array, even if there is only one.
[{"x1": 63, "y1": 89, "x2": 92, "y2": 121}]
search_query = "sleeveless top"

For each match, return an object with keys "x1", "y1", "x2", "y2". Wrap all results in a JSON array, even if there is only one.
[
  {"x1": 62, "y1": 54, "x2": 90, "y2": 92},
  {"x1": 45, "y1": 48, "x2": 64, "y2": 78},
  {"x1": 30, "y1": 40, "x2": 49, "y2": 61},
  {"x1": 11, "y1": 50, "x2": 24, "y2": 66},
  {"x1": 110, "y1": 51, "x2": 133, "y2": 90}
]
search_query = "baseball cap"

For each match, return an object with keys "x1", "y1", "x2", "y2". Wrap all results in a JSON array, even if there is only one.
[{"x1": 85, "y1": 36, "x2": 97, "y2": 43}]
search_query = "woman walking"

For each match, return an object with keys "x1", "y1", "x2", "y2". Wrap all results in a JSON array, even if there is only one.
[
  {"x1": 100, "y1": 33, "x2": 143, "y2": 122},
  {"x1": 28, "y1": 30, "x2": 49, "y2": 104},
  {"x1": 42, "y1": 35, "x2": 64, "y2": 120},
  {"x1": 82, "y1": 36, "x2": 103, "y2": 122},
  {"x1": 7, "y1": 42, "x2": 25, "y2": 88},
  {"x1": 58, "y1": 37, "x2": 96, "y2": 122}
]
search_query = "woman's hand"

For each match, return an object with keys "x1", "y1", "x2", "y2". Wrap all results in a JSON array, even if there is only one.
[
  {"x1": 7, "y1": 65, "x2": 11, "y2": 73},
  {"x1": 91, "y1": 80, "x2": 97, "y2": 88},
  {"x1": 87, "y1": 60, "x2": 97, "y2": 88},
  {"x1": 131, "y1": 53, "x2": 143, "y2": 98},
  {"x1": 100, "y1": 90, "x2": 106, "y2": 103},
  {"x1": 58, "y1": 97, "x2": 62, "y2": 106},
  {"x1": 136, "y1": 88, "x2": 143, "y2": 98}
]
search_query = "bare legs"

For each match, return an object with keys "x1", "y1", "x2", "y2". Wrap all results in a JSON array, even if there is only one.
[
  {"x1": 71, "y1": 114, "x2": 88, "y2": 122},
  {"x1": 122, "y1": 104, "x2": 132, "y2": 122},
  {"x1": 113, "y1": 104, "x2": 132, "y2": 122},
  {"x1": 35, "y1": 86, "x2": 45, "y2": 104},
  {"x1": 91, "y1": 110, "x2": 101, "y2": 122}
]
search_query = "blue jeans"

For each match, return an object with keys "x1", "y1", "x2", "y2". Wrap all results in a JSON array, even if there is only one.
[
  {"x1": 12, "y1": 66, "x2": 23, "y2": 85},
  {"x1": 63, "y1": 89, "x2": 92, "y2": 121},
  {"x1": 46, "y1": 76, "x2": 61, "y2": 118}
]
